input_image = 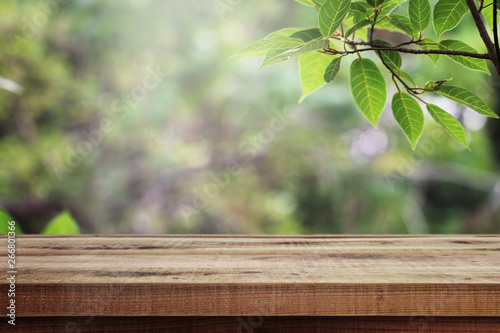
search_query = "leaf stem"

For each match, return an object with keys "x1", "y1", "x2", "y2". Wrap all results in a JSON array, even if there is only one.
[
  {"x1": 377, "y1": 52, "x2": 427, "y2": 103},
  {"x1": 392, "y1": 75, "x2": 401, "y2": 92}
]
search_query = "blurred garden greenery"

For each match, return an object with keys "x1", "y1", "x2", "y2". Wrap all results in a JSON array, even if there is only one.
[{"x1": 0, "y1": 0, "x2": 499, "y2": 235}]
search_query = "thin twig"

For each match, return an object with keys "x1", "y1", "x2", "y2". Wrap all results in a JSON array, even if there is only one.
[{"x1": 376, "y1": 49, "x2": 427, "y2": 103}]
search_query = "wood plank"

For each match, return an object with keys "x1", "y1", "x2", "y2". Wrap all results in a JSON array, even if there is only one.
[
  {"x1": 3, "y1": 316, "x2": 500, "y2": 333},
  {"x1": 1, "y1": 235, "x2": 499, "y2": 316}
]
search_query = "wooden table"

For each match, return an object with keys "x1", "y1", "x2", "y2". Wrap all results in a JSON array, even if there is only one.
[{"x1": 1, "y1": 235, "x2": 500, "y2": 332}]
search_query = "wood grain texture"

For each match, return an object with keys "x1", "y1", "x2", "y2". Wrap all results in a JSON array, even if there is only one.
[
  {"x1": 3, "y1": 316, "x2": 500, "y2": 333},
  {"x1": 1, "y1": 235, "x2": 499, "y2": 317}
]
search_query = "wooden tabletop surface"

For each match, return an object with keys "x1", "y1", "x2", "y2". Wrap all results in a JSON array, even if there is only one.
[{"x1": 1, "y1": 235, "x2": 499, "y2": 317}]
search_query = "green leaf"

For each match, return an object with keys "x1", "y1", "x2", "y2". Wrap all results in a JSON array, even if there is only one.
[
  {"x1": 290, "y1": 28, "x2": 323, "y2": 42},
  {"x1": 260, "y1": 38, "x2": 329, "y2": 68},
  {"x1": 0, "y1": 207, "x2": 23, "y2": 235},
  {"x1": 319, "y1": 0, "x2": 352, "y2": 37},
  {"x1": 408, "y1": 0, "x2": 431, "y2": 32},
  {"x1": 349, "y1": 2, "x2": 369, "y2": 24},
  {"x1": 419, "y1": 37, "x2": 440, "y2": 66},
  {"x1": 259, "y1": 37, "x2": 308, "y2": 66},
  {"x1": 392, "y1": 92, "x2": 424, "y2": 149},
  {"x1": 386, "y1": 14, "x2": 417, "y2": 38},
  {"x1": 367, "y1": 0, "x2": 385, "y2": 7},
  {"x1": 433, "y1": 0, "x2": 468, "y2": 39},
  {"x1": 373, "y1": 40, "x2": 402, "y2": 71},
  {"x1": 378, "y1": 0, "x2": 408, "y2": 17},
  {"x1": 291, "y1": 38, "x2": 330, "y2": 56},
  {"x1": 41, "y1": 211, "x2": 81, "y2": 235},
  {"x1": 344, "y1": 19, "x2": 374, "y2": 39},
  {"x1": 350, "y1": 58, "x2": 387, "y2": 127},
  {"x1": 266, "y1": 28, "x2": 304, "y2": 38},
  {"x1": 438, "y1": 40, "x2": 490, "y2": 74},
  {"x1": 231, "y1": 28, "x2": 304, "y2": 59},
  {"x1": 426, "y1": 104, "x2": 469, "y2": 147},
  {"x1": 435, "y1": 85, "x2": 499, "y2": 118},
  {"x1": 299, "y1": 52, "x2": 332, "y2": 102},
  {"x1": 233, "y1": 38, "x2": 280, "y2": 58},
  {"x1": 399, "y1": 70, "x2": 416, "y2": 86},
  {"x1": 324, "y1": 57, "x2": 342, "y2": 82},
  {"x1": 233, "y1": 36, "x2": 302, "y2": 58}
]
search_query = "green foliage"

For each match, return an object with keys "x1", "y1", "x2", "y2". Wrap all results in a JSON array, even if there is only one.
[
  {"x1": 350, "y1": 58, "x2": 387, "y2": 127},
  {"x1": 261, "y1": 37, "x2": 329, "y2": 68},
  {"x1": 426, "y1": 104, "x2": 469, "y2": 147},
  {"x1": 398, "y1": 71, "x2": 416, "y2": 86},
  {"x1": 2, "y1": 1, "x2": 499, "y2": 236},
  {"x1": 0, "y1": 207, "x2": 80, "y2": 235},
  {"x1": 482, "y1": 0, "x2": 500, "y2": 31},
  {"x1": 237, "y1": 0, "x2": 499, "y2": 149},
  {"x1": 378, "y1": 0, "x2": 407, "y2": 17},
  {"x1": 299, "y1": 52, "x2": 332, "y2": 102},
  {"x1": 234, "y1": 37, "x2": 302, "y2": 59},
  {"x1": 319, "y1": 0, "x2": 352, "y2": 38},
  {"x1": 434, "y1": 86, "x2": 499, "y2": 118},
  {"x1": 290, "y1": 28, "x2": 323, "y2": 41},
  {"x1": 386, "y1": 14, "x2": 417, "y2": 38},
  {"x1": 433, "y1": 0, "x2": 468, "y2": 39},
  {"x1": 41, "y1": 211, "x2": 80, "y2": 235},
  {"x1": 438, "y1": 40, "x2": 490, "y2": 74},
  {"x1": 420, "y1": 37, "x2": 441, "y2": 65},
  {"x1": 367, "y1": 0, "x2": 385, "y2": 8},
  {"x1": 0, "y1": 207, "x2": 23, "y2": 234},
  {"x1": 392, "y1": 92, "x2": 424, "y2": 148},
  {"x1": 408, "y1": 0, "x2": 431, "y2": 32},
  {"x1": 373, "y1": 40, "x2": 402, "y2": 70},
  {"x1": 345, "y1": 19, "x2": 374, "y2": 39},
  {"x1": 324, "y1": 57, "x2": 342, "y2": 83},
  {"x1": 349, "y1": 2, "x2": 370, "y2": 24}
]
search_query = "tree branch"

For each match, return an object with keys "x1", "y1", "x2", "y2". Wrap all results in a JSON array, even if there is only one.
[
  {"x1": 494, "y1": 0, "x2": 500, "y2": 68},
  {"x1": 321, "y1": 45, "x2": 490, "y2": 60},
  {"x1": 466, "y1": 0, "x2": 500, "y2": 74}
]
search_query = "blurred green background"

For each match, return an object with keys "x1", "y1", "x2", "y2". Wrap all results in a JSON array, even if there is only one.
[{"x1": 0, "y1": 0, "x2": 499, "y2": 234}]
